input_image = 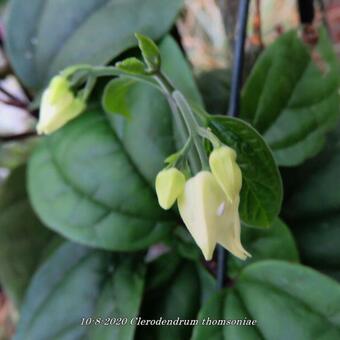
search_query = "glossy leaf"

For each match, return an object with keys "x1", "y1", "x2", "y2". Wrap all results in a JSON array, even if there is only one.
[
  {"x1": 209, "y1": 116, "x2": 283, "y2": 227},
  {"x1": 15, "y1": 242, "x2": 146, "y2": 340},
  {"x1": 284, "y1": 122, "x2": 340, "y2": 272},
  {"x1": 241, "y1": 29, "x2": 340, "y2": 166},
  {"x1": 229, "y1": 219, "x2": 299, "y2": 276},
  {"x1": 6, "y1": 0, "x2": 184, "y2": 89},
  {"x1": 0, "y1": 166, "x2": 53, "y2": 306},
  {"x1": 193, "y1": 261, "x2": 340, "y2": 340},
  {"x1": 28, "y1": 110, "x2": 174, "y2": 250},
  {"x1": 29, "y1": 36, "x2": 202, "y2": 250}
]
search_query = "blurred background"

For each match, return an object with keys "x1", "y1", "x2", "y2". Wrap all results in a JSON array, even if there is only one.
[{"x1": 0, "y1": 0, "x2": 339, "y2": 338}]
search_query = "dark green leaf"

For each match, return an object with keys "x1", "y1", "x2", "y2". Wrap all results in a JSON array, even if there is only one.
[
  {"x1": 193, "y1": 261, "x2": 340, "y2": 340},
  {"x1": 159, "y1": 36, "x2": 203, "y2": 106},
  {"x1": 144, "y1": 251, "x2": 181, "y2": 292},
  {"x1": 284, "y1": 122, "x2": 340, "y2": 273},
  {"x1": 28, "y1": 110, "x2": 174, "y2": 250},
  {"x1": 135, "y1": 33, "x2": 161, "y2": 71},
  {"x1": 29, "y1": 36, "x2": 202, "y2": 251},
  {"x1": 0, "y1": 166, "x2": 54, "y2": 306},
  {"x1": 196, "y1": 264, "x2": 216, "y2": 304},
  {"x1": 15, "y1": 242, "x2": 146, "y2": 340},
  {"x1": 229, "y1": 219, "x2": 299, "y2": 276},
  {"x1": 6, "y1": 0, "x2": 184, "y2": 89},
  {"x1": 137, "y1": 260, "x2": 201, "y2": 340},
  {"x1": 196, "y1": 68, "x2": 231, "y2": 115},
  {"x1": 209, "y1": 116, "x2": 283, "y2": 227},
  {"x1": 241, "y1": 29, "x2": 340, "y2": 166}
]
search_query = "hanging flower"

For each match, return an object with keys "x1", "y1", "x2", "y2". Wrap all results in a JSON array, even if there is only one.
[
  {"x1": 37, "y1": 75, "x2": 85, "y2": 135},
  {"x1": 177, "y1": 171, "x2": 250, "y2": 261},
  {"x1": 155, "y1": 168, "x2": 185, "y2": 210}
]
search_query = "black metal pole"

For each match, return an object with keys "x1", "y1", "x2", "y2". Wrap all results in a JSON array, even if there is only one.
[
  {"x1": 227, "y1": 0, "x2": 250, "y2": 118},
  {"x1": 297, "y1": 0, "x2": 315, "y2": 24},
  {"x1": 217, "y1": 0, "x2": 250, "y2": 289}
]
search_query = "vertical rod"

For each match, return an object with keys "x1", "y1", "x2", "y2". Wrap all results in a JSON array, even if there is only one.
[
  {"x1": 227, "y1": 0, "x2": 250, "y2": 117},
  {"x1": 217, "y1": 0, "x2": 250, "y2": 290},
  {"x1": 297, "y1": 0, "x2": 315, "y2": 24}
]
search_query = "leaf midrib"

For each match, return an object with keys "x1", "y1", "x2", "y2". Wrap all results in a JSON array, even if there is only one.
[{"x1": 46, "y1": 140, "x2": 165, "y2": 222}]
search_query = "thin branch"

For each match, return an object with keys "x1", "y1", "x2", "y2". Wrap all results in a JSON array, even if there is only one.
[
  {"x1": 0, "y1": 131, "x2": 36, "y2": 142},
  {"x1": 0, "y1": 98, "x2": 27, "y2": 109},
  {"x1": 0, "y1": 85, "x2": 27, "y2": 104}
]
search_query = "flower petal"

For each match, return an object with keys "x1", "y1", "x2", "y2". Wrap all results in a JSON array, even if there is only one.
[{"x1": 178, "y1": 171, "x2": 223, "y2": 260}]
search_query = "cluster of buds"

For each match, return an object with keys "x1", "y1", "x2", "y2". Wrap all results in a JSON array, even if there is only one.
[
  {"x1": 156, "y1": 145, "x2": 251, "y2": 261},
  {"x1": 36, "y1": 75, "x2": 86, "y2": 135},
  {"x1": 35, "y1": 34, "x2": 251, "y2": 263}
]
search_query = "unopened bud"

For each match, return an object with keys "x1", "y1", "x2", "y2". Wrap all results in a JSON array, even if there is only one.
[
  {"x1": 37, "y1": 75, "x2": 85, "y2": 135},
  {"x1": 155, "y1": 168, "x2": 185, "y2": 210},
  {"x1": 209, "y1": 145, "x2": 242, "y2": 203}
]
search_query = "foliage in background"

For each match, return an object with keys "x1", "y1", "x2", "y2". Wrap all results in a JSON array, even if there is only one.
[{"x1": 0, "y1": 0, "x2": 339, "y2": 339}]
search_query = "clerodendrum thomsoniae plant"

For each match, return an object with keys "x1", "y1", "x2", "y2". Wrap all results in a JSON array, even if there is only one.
[{"x1": 36, "y1": 33, "x2": 251, "y2": 261}]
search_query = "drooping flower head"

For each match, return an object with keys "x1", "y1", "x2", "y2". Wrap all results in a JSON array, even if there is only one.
[
  {"x1": 155, "y1": 145, "x2": 251, "y2": 261},
  {"x1": 37, "y1": 75, "x2": 85, "y2": 135}
]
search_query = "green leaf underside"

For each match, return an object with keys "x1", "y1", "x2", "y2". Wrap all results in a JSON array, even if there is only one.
[
  {"x1": 209, "y1": 116, "x2": 282, "y2": 228},
  {"x1": 0, "y1": 166, "x2": 53, "y2": 306},
  {"x1": 6, "y1": 0, "x2": 184, "y2": 89},
  {"x1": 15, "y1": 242, "x2": 145, "y2": 340},
  {"x1": 193, "y1": 261, "x2": 340, "y2": 340},
  {"x1": 241, "y1": 29, "x2": 340, "y2": 166},
  {"x1": 229, "y1": 219, "x2": 299, "y2": 276},
  {"x1": 285, "y1": 122, "x2": 340, "y2": 270},
  {"x1": 28, "y1": 111, "x2": 174, "y2": 250}
]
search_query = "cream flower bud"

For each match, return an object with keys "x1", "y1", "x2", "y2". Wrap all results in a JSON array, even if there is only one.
[
  {"x1": 37, "y1": 75, "x2": 85, "y2": 135},
  {"x1": 209, "y1": 145, "x2": 242, "y2": 203},
  {"x1": 155, "y1": 168, "x2": 185, "y2": 210},
  {"x1": 178, "y1": 171, "x2": 250, "y2": 261}
]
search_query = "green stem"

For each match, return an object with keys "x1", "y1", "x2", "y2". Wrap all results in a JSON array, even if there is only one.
[
  {"x1": 81, "y1": 76, "x2": 96, "y2": 101},
  {"x1": 172, "y1": 91, "x2": 209, "y2": 169},
  {"x1": 65, "y1": 65, "x2": 159, "y2": 90},
  {"x1": 154, "y1": 74, "x2": 201, "y2": 174}
]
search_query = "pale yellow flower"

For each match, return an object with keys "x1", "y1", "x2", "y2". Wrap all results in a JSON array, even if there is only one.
[
  {"x1": 37, "y1": 75, "x2": 85, "y2": 135},
  {"x1": 155, "y1": 168, "x2": 185, "y2": 210},
  {"x1": 209, "y1": 145, "x2": 242, "y2": 203},
  {"x1": 178, "y1": 171, "x2": 250, "y2": 261}
]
